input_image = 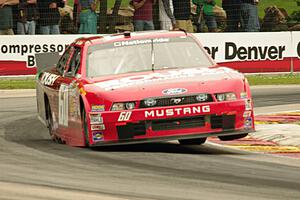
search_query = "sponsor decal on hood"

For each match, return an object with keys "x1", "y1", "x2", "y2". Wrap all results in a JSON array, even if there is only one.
[{"x1": 94, "y1": 67, "x2": 237, "y2": 91}]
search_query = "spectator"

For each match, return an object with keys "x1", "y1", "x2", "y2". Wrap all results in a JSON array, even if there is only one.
[
  {"x1": 172, "y1": 0, "x2": 193, "y2": 32},
  {"x1": 222, "y1": 0, "x2": 241, "y2": 32},
  {"x1": 158, "y1": 0, "x2": 176, "y2": 30},
  {"x1": 132, "y1": 0, "x2": 155, "y2": 31},
  {"x1": 193, "y1": 0, "x2": 217, "y2": 32},
  {"x1": 38, "y1": 0, "x2": 65, "y2": 34},
  {"x1": 73, "y1": 0, "x2": 81, "y2": 32},
  {"x1": 0, "y1": 0, "x2": 19, "y2": 35},
  {"x1": 240, "y1": 0, "x2": 260, "y2": 32},
  {"x1": 78, "y1": 0, "x2": 97, "y2": 34},
  {"x1": 17, "y1": 0, "x2": 39, "y2": 34}
]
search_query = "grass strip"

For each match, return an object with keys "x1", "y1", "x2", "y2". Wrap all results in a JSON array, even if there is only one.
[
  {"x1": 246, "y1": 74, "x2": 300, "y2": 85},
  {"x1": 0, "y1": 79, "x2": 36, "y2": 89}
]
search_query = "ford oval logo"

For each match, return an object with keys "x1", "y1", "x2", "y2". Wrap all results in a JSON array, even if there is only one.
[{"x1": 162, "y1": 88, "x2": 188, "y2": 95}]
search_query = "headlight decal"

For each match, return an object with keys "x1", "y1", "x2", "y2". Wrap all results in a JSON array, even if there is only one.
[
  {"x1": 125, "y1": 102, "x2": 135, "y2": 110},
  {"x1": 111, "y1": 103, "x2": 125, "y2": 111},
  {"x1": 111, "y1": 102, "x2": 136, "y2": 111},
  {"x1": 215, "y1": 92, "x2": 237, "y2": 101}
]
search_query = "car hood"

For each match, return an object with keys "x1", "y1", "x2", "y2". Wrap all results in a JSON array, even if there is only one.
[{"x1": 86, "y1": 67, "x2": 245, "y2": 101}]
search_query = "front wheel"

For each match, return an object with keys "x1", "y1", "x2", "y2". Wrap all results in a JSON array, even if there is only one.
[
  {"x1": 81, "y1": 107, "x2": 90, "y2": 147},
  {"x1": 178, "y1": 137, "x2": 207, "y2": 145}
]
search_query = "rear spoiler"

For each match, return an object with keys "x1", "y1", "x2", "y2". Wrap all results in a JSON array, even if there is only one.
[{"x1": 35, "y1": 52, "x2": 60, "y2": 73}]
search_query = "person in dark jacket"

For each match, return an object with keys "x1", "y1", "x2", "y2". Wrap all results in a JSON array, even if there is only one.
[
  {"x1": 222, "y1": 0, "x2": 241, "y2": 32},
  {"x1": 38, "y1": 0, "x2": 65, "y2": 34},
  {"x1": 17, "y1": 0, "x2": 39, "y2": 34},
  {"x1": 172, "y1": 0, "x2": 193, "y2": 32}
]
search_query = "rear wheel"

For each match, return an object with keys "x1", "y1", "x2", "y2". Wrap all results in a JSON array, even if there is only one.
[
  {"x1": 81, "y1": 107, "x2": 90, "y2": 147},
  {"x1": 218, "y1": 133, "x2": 248, "y2": 141},
  {"x1": 178, "y1": 137, "x2": 207, "y2": 145}
]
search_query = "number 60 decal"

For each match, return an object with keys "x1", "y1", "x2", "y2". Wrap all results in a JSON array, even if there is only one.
[{"x1": 118, "y1": 111, "x2": 132, "y2": 121}]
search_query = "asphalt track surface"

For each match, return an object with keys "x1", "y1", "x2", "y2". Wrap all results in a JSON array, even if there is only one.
[{"x1": 0, "y1": 86, "x2": 300, "y2": 200}]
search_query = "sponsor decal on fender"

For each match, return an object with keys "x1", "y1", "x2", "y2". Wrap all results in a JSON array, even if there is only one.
[
  {"x1": 145, "y1": 105, "x2": 211, "y2": 118},
  {"x1": 91, "y1": 124, "x2": 105, "y2": 131},
  {"x1": 92, "y1": 131, "x2": 103, "y2": 141},
  {"x1": 40, "y1": 72, "x2": 59, "y2": 86},
  {"x1": 91, "y1": 105, "x2": 105, "y2": 112},
  {"x1": 58, "y1": 84, "x2": 68, "y2": 126},
  {"x1": 245, "y1": 99, "x2": 252, "y2": 111},
  {"x1": 69, "y1": 87, "x2": 80, "y2": 121},
  {"x1": 244, "y1": 117, "x2": 253, "y2": 129}
]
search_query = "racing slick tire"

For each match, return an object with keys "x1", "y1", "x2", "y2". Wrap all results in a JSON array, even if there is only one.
[
  {"x1": 46, "y1": 103, "x2": 58, "y2": 143},
  {"x1": 81, "y1": 107, "x2": 91, "y2": 147},
  {"x1": 218, "y1": 133, "x2": 248, "y2": 141},
  {"x1": 178, "y1": 137, "x2": 207, "y2": 145}
]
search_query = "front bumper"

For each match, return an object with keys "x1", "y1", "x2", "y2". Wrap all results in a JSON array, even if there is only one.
[
  {"x1": 90, "y1": 129, "x2": 254, "y2": 147},
  {"x1": 88, "y1": 99, "x2": 255, "y2": 146}
]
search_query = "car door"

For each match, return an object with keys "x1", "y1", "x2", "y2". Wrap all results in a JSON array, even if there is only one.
[{"x1": 56, "y1": 46, "x2": 84, "y2": 145}]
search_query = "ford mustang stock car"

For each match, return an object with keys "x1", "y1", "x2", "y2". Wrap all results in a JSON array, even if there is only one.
[{"x1": 36, "y1": 30, "x2": 255, "y2": 147}]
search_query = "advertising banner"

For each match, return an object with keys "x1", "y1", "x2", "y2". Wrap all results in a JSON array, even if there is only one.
[
  {"x1": 291, "y1": 31, "x2": 300, "y2": 72},
  {"x1": 0, "y1": 35, "x2": 80, "y2": 75},
  {"x1": 194, "y1": 32, "x2": 293, "y2": 73},
  {"x1": 0, "y1": 32, "x2": 298, "y2": 76}
]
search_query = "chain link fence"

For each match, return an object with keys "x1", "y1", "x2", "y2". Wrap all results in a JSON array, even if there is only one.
[{"x1": 0, "y1": 0, "x2": 300, "y2": 34}]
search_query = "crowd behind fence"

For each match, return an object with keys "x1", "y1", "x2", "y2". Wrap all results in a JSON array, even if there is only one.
[{"x1": 0, "y1": 0, "x2": 300, "y2": 35}]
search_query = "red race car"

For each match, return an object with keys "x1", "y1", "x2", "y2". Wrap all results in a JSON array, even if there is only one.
[{"x1": 36, "y1": 31, "x2": 255, "y2": 147}]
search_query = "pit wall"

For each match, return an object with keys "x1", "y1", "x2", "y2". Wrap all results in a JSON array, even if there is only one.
[{"x1": 0, "y1": 32, "x2": 299, "y2": 76}]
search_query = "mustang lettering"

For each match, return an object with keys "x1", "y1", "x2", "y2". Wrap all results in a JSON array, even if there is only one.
[{"x1": 145, "y1": 106, "x2": 211, "y2": 118}]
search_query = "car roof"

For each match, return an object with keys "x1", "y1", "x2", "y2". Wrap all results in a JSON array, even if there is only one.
[{"x1": 73, "y1": 30, "x2": 193, "y2": 47}]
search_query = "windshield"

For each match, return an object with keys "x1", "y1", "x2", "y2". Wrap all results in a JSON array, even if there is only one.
[{"x1": 86, "y1": 36, "x2": 213, "y2": 77}]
